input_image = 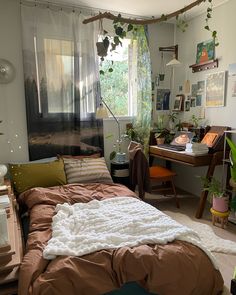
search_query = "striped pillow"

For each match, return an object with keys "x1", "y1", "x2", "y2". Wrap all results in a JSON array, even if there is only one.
[{"x1": 63, "y1": 157, "x2": 113, "y2": 184}]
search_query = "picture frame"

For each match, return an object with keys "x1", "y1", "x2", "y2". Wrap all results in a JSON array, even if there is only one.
[
  {"x1": 173, "y1": 95, "x2": 183, "y2": 111},
  {"x1": 185, "y1": 100, "x2": 190, "y2": 111},
  {"x1": 196, "y1": 39, "x2": 215, "y2": 64},
  {"x1": 190, "y1": 97, "x2": 196, "y2": 107},
  {"x1": 205, "y1": 71, "x2": 226, "y2": 107}
]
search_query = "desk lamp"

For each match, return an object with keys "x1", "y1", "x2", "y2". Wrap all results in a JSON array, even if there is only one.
[{"x1": 96, "y1": 98, "x2": 126, "y2": 163}]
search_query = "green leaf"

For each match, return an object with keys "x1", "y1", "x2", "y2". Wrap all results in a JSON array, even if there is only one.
[
  {"x1": 226, "y1": 137, "x2": 236, "y2": 164},
  {"x1": 215, "y1": 42, "x2": 219, "y2": 47},
  {"x1": 207, "y1": 13, "x2": 211, "y2": 18},
  {"x1": 103, "y1": 30, "x2": 108, "y2": 34},
  {"x1": 204, "y1": 25, "x2": 210, "y2": 31},
  {"x1": 108, "y1": 68, "x2": 113, "y2": 72},
  {"x1": 127, "y1": 23, "x2": 133, "y2": 32},
  {"x1": 115, "y1": 26, "x2": 123, "y2": 36},
  {"x1": 212, "y1": 30, "x2": 217, "y2": 38},
  {"x1": 114, "y1": 36, "x2": 120, "y2": 45},
  {"x1": 103, "y1": 37, "x2": 110, "y2": 49},
  {"x1": 110, "y1": 151, "x2": 116, "y2": 161},
  {"x1": 99, "y1": 70, "x2": 105, "y2": 75}
]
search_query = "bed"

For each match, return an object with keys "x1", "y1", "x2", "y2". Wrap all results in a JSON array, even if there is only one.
[{"x1": 9, "y1": 157, "x2": 224, "y2": 295}]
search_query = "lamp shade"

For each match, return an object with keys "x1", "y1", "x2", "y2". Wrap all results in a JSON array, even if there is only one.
[
  {"x1": 166, "y1": 57, "x2": 181, "y2": 66},
  {"x1": 96, "y1": 104, "x2": 109, "y2": 119}
]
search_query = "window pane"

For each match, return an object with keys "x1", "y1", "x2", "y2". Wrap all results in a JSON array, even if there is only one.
[
  {"x1": 44, "y1": 38, "x2": 74, "y2": 113},
  {"x1": 99, "y1": 39, "x2": 130, "y2": 116}
]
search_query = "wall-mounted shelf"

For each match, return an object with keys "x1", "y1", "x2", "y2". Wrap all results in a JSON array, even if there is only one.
[{"x1": 189, "y1": 59, "x2": 218, "y2": 73}]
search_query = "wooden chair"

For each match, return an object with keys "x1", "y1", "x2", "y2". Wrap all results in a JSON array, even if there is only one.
[
  {"x1": 149, "y1": 165, "x2": 179, "y2": 208},
  {"x1": 128, "y1": 141, "x2": 179, "y2": 208}
]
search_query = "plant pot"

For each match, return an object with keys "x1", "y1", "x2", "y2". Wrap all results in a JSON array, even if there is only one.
[
  {"x1": 156, "y1": 137, "x2": 165, "y2": 145},
  {"x1": 212, "y1": 195, "x2": 229, "y2": 213},
  {"x1": 96, "y1": 42, "x2": 108, "y2": 57}
]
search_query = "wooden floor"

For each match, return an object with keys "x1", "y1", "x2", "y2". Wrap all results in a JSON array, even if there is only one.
[{"x1": 144, "y1": 191, "x2": 236, "y2": 291}]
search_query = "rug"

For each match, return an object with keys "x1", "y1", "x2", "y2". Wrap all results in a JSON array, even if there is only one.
[{"x1": 164, "y1": 211, "x2": 236, "y2": 255}]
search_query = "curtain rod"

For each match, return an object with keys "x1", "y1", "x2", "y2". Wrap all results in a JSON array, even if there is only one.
[{"x1": 20, "y1": 0, "x2": 149, "y2": 20}]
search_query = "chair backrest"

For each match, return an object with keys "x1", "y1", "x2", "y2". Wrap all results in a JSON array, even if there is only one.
[{"x1": 128, "y1": 145, "x2": 150, "y2": 199}]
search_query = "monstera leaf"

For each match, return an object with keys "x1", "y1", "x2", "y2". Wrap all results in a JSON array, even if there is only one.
[{"x1": 226, "y1": 137, "x2": 236, "y2": 165}]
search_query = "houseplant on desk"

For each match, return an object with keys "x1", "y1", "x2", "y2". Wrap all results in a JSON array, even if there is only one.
[{"x1": 200, "y1": 176, "x2": 229, "y2": 213}]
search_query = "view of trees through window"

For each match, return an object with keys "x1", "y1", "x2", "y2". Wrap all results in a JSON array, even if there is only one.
[{"x1": 99, "y1": 39, "x2": 130, "y2": 117}]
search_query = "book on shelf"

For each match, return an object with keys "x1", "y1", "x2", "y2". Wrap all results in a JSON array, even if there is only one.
[{"x1": 0, "y1": 185, "x2": 8, "y2": 195}]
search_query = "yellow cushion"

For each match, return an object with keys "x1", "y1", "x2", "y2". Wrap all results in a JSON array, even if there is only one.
[
  {"x1": 149, "y1": 166, "x2": 176, "y2": 179},
  {"x1": 9, "y1": 159, "x2": 66, "y2": 195}
]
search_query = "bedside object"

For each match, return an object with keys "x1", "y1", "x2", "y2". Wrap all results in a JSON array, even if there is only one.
[
  {"x1": 210, "y1": 208, "x2": 230, "y2": 229},
  {"x1": 0, "y1": 165, "x2": 7, "y2": 185},
  {"x1": 110, "y1": 161, "x2": 129, "y2": 187},
  {"x1": 0, "y1": 183, "x2": 24, "y2": 293}
]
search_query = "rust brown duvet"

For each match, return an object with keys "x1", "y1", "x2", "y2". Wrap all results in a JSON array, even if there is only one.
[{"x1": 18, "y1": 183, "x2": 224, "y2": 295}]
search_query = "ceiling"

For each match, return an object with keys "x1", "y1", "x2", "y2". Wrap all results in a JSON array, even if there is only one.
[{"x1": 50, "y1": 0, "x2": 228, "y2": 18}]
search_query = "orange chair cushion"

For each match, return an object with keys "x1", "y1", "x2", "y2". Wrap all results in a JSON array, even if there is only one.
[{"x1": 149, "y1": 166, "x2": 176, "y2": 179}]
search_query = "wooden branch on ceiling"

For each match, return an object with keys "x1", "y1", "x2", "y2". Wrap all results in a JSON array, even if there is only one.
[{"x1": 83, "y1": 0, "x2": 205, "y2": 25}]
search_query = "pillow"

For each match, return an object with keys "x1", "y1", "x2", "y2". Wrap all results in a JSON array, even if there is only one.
[
  {"x1": 59, "y1": 153, "x2": 101, "y2": 160},
  {"x1": 9, "y1": 159, "x2": 66, "y2": 195},
  {"x1": 63, "y1": 157, "x2": 113, "y2": 184}
]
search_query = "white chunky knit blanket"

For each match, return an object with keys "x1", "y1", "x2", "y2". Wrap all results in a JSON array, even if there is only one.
[{"x1": 43, "y1": 197, "x2": 217, "y2": 268}]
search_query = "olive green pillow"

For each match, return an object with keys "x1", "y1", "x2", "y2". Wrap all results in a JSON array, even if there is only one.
[{"x1": 9, "y1": 159, "x2": 66, "y2": 195}]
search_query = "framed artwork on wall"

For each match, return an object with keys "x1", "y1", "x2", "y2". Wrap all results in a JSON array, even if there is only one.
[
  {"x1": 205, "y1": 71, "x2": 226, "y2": 107},
  {"x1": 196, "y1": 39, "x2": 215, "y2": 64},
  {"x1": 173, "y1": 95, "x2": 184, "y2": 111}
]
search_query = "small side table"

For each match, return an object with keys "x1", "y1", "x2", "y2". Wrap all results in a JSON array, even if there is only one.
[
  {"x1": 110, "y1": 161, "x2": 129, "y2": 187},
  {"x1": 210, "y1": 208, "x2": 230, "y2": 229}
]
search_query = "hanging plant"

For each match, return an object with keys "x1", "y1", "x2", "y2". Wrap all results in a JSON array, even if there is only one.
[
  {"x1": 98, "y1": 14, "x2": 135, "y2": 75},
  {"x1": 204, "y1": 0, "x2": 219, "y2": 46},
  {"x1": 85, "y1": 0, "x2": 219, "y2": 74}
]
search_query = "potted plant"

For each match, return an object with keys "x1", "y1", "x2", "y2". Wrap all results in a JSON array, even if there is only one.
[
  {"x1": 154, "y1": 128, "x2": 170, "y2": 145},
  {"x1": 200, "y1": 176, "x2": 229, "y2": 213},
  {"x1": 226, "y1": 137, "x2": 236, "y2": 181}
]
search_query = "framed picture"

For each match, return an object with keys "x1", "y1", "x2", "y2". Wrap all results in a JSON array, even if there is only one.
[
  {"x1": 185, "y1": 100, "x2": 190, "y2": 111},
  {"x1": 173, "y1": 95, "x2": 183, "y2": 111},
  {"x1": 205, "y1": 71, "x2": 226, "y2": 107},
  {"x1": 196, "y1": 39, "x2": 215, "y2": 64},
  {"x1": 156, "y1": 89, "x2": 170, "y2": 110},
  {"x1": 190, "y1": 97, "x2": 196, "y2": 107}
]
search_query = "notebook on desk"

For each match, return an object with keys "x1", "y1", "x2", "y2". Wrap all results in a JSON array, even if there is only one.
[{"x1": 157, "y1": 131, "x2": 194, "y2": 151}]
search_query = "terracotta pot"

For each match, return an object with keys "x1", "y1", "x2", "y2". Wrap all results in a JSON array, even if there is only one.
[
  {"x1": 156, "y1": 137, "x2": 165, "y2": 145},
  {"x1": 212, "y1": 195, "x2": 229, "y2": 213}
]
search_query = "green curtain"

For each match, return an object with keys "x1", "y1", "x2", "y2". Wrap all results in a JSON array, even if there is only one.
[{"x1": 130, "y1": 25, "x2": 152, "y2": 156}]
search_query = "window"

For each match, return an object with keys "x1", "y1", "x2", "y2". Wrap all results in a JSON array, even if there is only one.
[{"x1": 99, "y1": 38, "x2": 137, "y2": 117}]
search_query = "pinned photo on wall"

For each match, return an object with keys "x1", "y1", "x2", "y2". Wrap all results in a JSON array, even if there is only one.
[
  {"x1": 185, "y1": 100, "x2": 190, "y2": 111},
  {"x1": 228, "y1": 63, "x2": 236, "y2": 98},
  {"x1": 190, "y1": 97, "x2": 196, "y2": 107},
  {"x1": 191, "y1": 84, "x2": 198, "y2": 97},
  {"x1": 196, "y1": 95, "x2": 202, "y2": 106},
  {"x1": 196, "y1": 39, "x2": 215, "y2": 64},
  {"x1": 197, "y1": 80, "x2": 205, "y2": 94},
  {"x1": 156, "y1": 89, "x2": 170, "y2": 110},
  {"x1": 173, "y1": 95, "x2": 184, "y2": 111},
  {"x1": 205, "y1": 71, "x2": 226, "y2": 107}
]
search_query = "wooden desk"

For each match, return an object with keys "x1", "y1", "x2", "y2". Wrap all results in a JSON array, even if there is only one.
[{"x1": 149, "y1": 146, "x2": 224, "y2": 218}]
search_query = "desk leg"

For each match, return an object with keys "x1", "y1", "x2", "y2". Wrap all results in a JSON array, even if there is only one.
[{"x1": 195, "y1": 151, "x2": 223, "y2": 219}]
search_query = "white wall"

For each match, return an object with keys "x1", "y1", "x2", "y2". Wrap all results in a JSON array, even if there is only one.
[
  {"x1": 148, "y1": 22, "x2": 175, "y2": 127},
  {"x1": 1, "y1": 0, "x2": 233, "y2": 195},
  {"x1": 0, "y1": 0, "x2": 29, "y2": 164},
  {"x1": 172, "y1": 0, "x2": 236, "y2": 196}
]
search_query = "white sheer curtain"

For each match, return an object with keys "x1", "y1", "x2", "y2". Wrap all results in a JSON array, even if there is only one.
[
  {"x1": 21, "y1": 3, "x2": 103, "y2": 160},
  {"x1": 21, "y1": 4, "x2": 100, "y2": 119}
]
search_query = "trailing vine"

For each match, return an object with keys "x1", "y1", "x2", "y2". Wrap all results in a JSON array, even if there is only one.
[
  {"x1": 204, "y1": 0, "x2": 219, "y2": 46},
  {"x1": 91, "y1": 0, "x2": 219, "y2": 74}
]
